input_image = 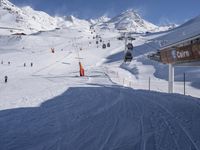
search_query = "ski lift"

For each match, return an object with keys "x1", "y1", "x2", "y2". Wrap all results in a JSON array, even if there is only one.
[
  {"x1": 107, "y1": 42, "x2": 110, "y2": 47},
  {"x1": 127, "y1": 43, "x2": 133, "y2": 50},
  {"x1": 102, "y1": 44, "x2": 106, "y2": 49},
  {"x1": 124, "y1": 51, "x2": 133, "y2": 62}
]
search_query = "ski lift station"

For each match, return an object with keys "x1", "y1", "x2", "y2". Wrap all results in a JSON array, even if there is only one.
[{"x1": 148, "y1": 34, "x2": 200, "y2": 93}]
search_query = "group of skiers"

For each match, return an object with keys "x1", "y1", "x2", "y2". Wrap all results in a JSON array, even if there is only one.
[
  {"x1": 23, "y1": 62, "x2": 33, "y2": 67},
  {"x1": 1, "y1": 61, "x2": 34, "y2": 83},
  {"x1": 1, "y1": 61, "x2": 11, "y2": 65},
  {"x1": 1, "y1": 61, "x2": 33, "y2": 67}
]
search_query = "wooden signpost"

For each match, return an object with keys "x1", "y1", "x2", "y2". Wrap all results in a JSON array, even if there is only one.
[
  {"x1": 160, "y1": 40, "x2": 200, "y2": 64},
  {"x1": 148, "y1": 37, "x2": 200, "y2": 94}
]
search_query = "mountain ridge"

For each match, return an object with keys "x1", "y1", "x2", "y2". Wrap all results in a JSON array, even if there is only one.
[{"x1": 0, "y1": 0, "x2": 177, "y2": 34}]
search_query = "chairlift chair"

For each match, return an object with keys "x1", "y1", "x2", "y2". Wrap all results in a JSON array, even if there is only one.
[
  {"x1": 102, "y1": 44, "x2": 106, "y2": 49},
  {"x1": 124, "y1": 51, "x2": 133, "y2": 62},
  {"x1": 127, "y1": 43, "x2": 133, "y2": 50}
]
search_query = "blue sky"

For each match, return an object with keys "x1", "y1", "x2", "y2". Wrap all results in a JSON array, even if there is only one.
[{"x1": 10, "y1": 0, "x2": 200, "y2": 25}]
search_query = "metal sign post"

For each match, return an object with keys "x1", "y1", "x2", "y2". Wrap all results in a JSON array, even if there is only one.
[
  {"x1": 184, "y1": 73, "x2": 186, "y2": 95},
  {"x1": 168, "y1": 64, "x2": 174, "y2": 93}
]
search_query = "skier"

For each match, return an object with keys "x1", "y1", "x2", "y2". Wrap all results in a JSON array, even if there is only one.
[
  {"x1": 31, "y1": 62, "x2": 33, "y2": 67},
  {"x1": 24, "y1": 63, "x2": 26, "y2": 67},
  {"x1": 51, "y1": 48, "x2": 55, "y2": 53},
  {"x1": 8, "y1": 61, "x2": 10, "y2": 65},
  {"x1": 1, "y1": 60, "x2": 3, "y2": 64},
  {"x1": 4, "y1": 76, "x2": 8, "y2": 83}
]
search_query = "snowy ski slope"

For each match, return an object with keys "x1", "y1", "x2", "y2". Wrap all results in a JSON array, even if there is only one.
[
  {"x1": 0, "y1": 1, "x2": 200, "y2": 149},
  {"x1": 0, "y1": 24, "x2": 199, "y2": 150}
]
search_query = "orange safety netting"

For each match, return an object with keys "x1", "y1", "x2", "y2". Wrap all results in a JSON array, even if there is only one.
[{"x1": 79, "y1": 62, "x2": 85, "y2": 76}]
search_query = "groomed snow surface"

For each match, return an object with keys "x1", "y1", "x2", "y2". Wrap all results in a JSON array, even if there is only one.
[
  {"x1": 1, "y1": 86, "x2": 200, "y2": 150},
  {"x1": 0, "y1": 11, "x2": 200, "y2": 149}
]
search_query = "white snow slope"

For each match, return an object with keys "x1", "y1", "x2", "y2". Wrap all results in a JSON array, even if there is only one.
[{"x1": 0, "y1": 1, "x2": 200, "y2": 150}]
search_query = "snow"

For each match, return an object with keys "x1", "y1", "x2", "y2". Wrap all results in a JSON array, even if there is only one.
[
  {"x1": 1, "y1": 86, "x2": 200, "y2": 150},
  {"x1": 97, "y1": 9, "x2": 158, "y2": 33},
  {"x1": 90, "y1": 15, "x2": 111, "y2": 25},
  {"x1": 0, "y1": 1, "x2": 200, "y2": 149}
]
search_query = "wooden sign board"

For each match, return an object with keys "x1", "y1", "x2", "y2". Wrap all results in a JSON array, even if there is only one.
[{"x1": 160, "y1": 41, "x2": 200, "y2": 64}]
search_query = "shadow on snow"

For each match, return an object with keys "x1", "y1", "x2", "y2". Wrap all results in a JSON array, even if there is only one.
[{"x1": 0, "y1": 85, "x2": 200, "y2": 150}]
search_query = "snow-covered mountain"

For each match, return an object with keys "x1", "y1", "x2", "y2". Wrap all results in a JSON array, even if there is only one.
[
  {"x1": 0, "y1": 0, "x2": 175, "y2": 35},
  {"x1": 90, "y1": 15, "x2": 111, "y2": 25},
  {"x1": 156, "y1": 24, "x2": 178, "y2": 32},
  {"x1": 56, "y1": 15, "x2": 91, "y2": 30},
  {"x1": 0, "y1": 0, "x2": 59, "y2": 34},
  {"x1": 97, "y1": 9, "x2": 158, "y2": 33},
  {"x1": 0, "y1": 0, "x2": 91, "y2": 34}
]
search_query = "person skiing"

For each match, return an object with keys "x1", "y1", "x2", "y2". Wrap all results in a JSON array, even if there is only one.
[
  {"x1": 51, "y1": 48, "x2": 55, "y2": 53},
  {"x1": 31, "y1": 62, "x2": 33, "y2": 67},
  {"x1": 24, "y1": 63, "x2": 26, "y2": 67},
  {"x1": 4, "y1": 76, "x2": 8, "y2": 83}
]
